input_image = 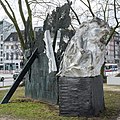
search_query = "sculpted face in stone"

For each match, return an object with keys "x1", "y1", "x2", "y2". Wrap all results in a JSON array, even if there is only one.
[{"x1": 58, "y1": 17, "x2": 110, "y2": 77}]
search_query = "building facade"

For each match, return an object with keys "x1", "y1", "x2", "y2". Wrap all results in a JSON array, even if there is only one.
[
  {"x1": 3, "y1": 32, "x2": 23, "y2": 71},
  {"x1": 106, "y1": 32, "x2": 120, "y2": 65},
  {"x1": 0, "y1": 20, "x2": 15, "y2": 70}
]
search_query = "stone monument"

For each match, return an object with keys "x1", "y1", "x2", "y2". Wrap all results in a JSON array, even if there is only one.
[{"x1": 58, "y1": 17, "x2": 110, "y2": 116}]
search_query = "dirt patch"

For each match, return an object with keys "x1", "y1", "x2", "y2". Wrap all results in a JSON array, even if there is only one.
[{"x1": 0, "y1": 115, "x2": 24, "y2": 120}]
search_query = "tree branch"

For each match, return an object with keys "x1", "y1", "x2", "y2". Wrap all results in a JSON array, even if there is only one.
[
  {"x1": 4, "y1": 0, "x2": 16, "y2": 19},
  {"x1": 106, "y1": 25, "x2": 118, "y2": 45},
  {"x1": 0, "y1": 0, "x2": 25, "y2": 50},
  {"x1": 106, "y1": 0, "x2": 120, "y2": 45},
  {"x1": 79, "y1": 0, "x2": 89, "y2": 8},
  {"x1": 66, "y1": 0, "x2": 81, "y2": 25},
  {"x1": 80, "y1": 0, "x2": 95, "y2": 17},
  {"x1": 18, "y1": 0, "x2": 26, "y2": 27},
  {"x1": 114, "y1": 0, "x2": 119, "y2": 24},
  {"x1": 87, "y1": 0, "x2": 95, "y2": 17},
  {"x1": 25, "y1": 0, "x2": 34, "y2": 40},
  {"x1": 0, "y1": 0, "x2": 14, "y2": 21}
]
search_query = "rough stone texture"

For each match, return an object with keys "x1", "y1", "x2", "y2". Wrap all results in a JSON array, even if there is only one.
[
  {"x1": 59, "y1": 76, "x2": 104, "y2": 116},
  {"x1": 25, "y1": 31, "x2": 58, "y2": 104},
  {"x1": 25, "y1": 53, "x2": 58, "y2": 104}
]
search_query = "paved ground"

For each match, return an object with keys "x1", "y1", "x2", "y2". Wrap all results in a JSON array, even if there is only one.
[
  {"x1": 0, "y1": 116, "x2": 24, "y2": 120},
  {"x1": 0, "y1": 87, "x2": 11, "y2": 91},
  {"x1": 103, "y1": 84, "x2": 120, "y2": 91},
  {"x1": 0, "y1": 73, "x2": 14, "y2": 87}
]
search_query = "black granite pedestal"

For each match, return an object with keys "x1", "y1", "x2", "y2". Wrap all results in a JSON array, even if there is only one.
[{"x1": 59, "y1": 75, "x2": 105, "y2": 117}]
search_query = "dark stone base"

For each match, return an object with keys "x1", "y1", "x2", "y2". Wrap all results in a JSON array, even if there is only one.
[{"x1": 59, "y1": 76, "x2": 105, "y2": 117}]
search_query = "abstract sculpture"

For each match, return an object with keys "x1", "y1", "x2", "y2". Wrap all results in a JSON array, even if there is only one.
[{"x1": 58, "y1": 17, "x2": 110, "y2": 77}]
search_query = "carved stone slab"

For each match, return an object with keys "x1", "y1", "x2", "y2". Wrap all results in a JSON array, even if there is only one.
[{"x1": 59, "y1": 76, "x2": 104, "y2": 116}]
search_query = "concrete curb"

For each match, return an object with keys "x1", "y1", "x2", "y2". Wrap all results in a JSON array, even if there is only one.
[{"x1": 0, "y1": 87, "x2": 10, "y2": 91}]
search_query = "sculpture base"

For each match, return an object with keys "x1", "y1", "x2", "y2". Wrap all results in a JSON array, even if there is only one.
[{"x1": 59, "y1": 76, "x2": 105, "y2": 117}]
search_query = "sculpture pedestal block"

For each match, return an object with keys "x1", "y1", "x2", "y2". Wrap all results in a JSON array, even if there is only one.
[{"x1": 59, "y1": 76, "x2": 105, "y2": 117}]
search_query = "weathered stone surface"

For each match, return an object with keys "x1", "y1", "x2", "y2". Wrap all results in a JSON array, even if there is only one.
[
  {"x1": 25, "y1": 33, "x2": 58, "y2": 104},
  {"x1": 58, "y1": 18, "x2": 110, "y2": 77},
  {"x1": 59, "y1": 76, "x2": 104, "y2": 116}
]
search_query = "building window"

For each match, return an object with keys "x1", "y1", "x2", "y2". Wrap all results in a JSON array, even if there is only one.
[
  {"x1": 16, "y1": 53, "x2": 18, "y2": 60},
  {"x1": 11, "y1": 45, "x2": 14, "y2": 49},
  {"x1": 6, "y1": 46, "x2": 9, "y2": 49},
  {"x1": 0, "y1": 58, "x2": 2, "y2": 64},
  {"x1": 1, "y1": 34, "x2": 3, "y2": 41},
  {"x1": 10, "y1": 37, "x2": 13, "y2": 41},
  {"x1": 116, "y1": 41, "x2": 119, "y2": 45},
  {"x1": 11, "y1": 53, "x2": 14, "y2": 60},
  {"x1": 6, "y1": 53, "x2": 9, "y2": 60},
  {"x1": 16, "y1": 66, "x2": 19, "y2": 69},
  {"x1": 3, "y1": 53, "x2": 5, "y2": 57},
  {"x1": 0, "y1": 51, "x2": 3, "y2": 56},
  {"x1": 5, "y1": 65, "x2": 9, "y2": 70},
  {"x1": 0, "y1": 44, "x2": 3, "y2": 49},
  {"x1": 15, "y1": 45, "x2": 18, "y2": 49},
  {"x1": 115, "y1": 51, "x2": 118, "y2": 56},
  {"x1": 16, "y1": 63, "x2": 19, "y2": 69}
]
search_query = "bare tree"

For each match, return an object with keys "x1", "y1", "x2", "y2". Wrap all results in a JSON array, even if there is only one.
[
  {"x1": 0, "y1": 0, "x2": 34, "y2": 51},
  {"x1": 77, "y1": 0, "x2": 120, "y2": 44},
  {"x1": 106, "y1": 0, "x2": 120, "y2": 44},
  {"x1": 0, "y1": 0, "x2": 120, "y2": 52}
]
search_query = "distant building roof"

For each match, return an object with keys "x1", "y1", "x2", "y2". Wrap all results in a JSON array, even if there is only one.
[
  {"x1": 4, "y1": 31, "x2": 24, "y2": 42},
  {"x1": 34, "y1": 27, "x2": 43, "y2": 32},
  {"x1": 4, "y1": 32, "x2": 18, "y2": 42}
]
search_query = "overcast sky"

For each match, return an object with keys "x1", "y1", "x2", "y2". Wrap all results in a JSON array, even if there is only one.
[
  {"x1": 0, "y1": 0, "x2": 88, "y2": 28},
  {"x1": 0, "y1": 0, "x2": 119, "y2": 30}
]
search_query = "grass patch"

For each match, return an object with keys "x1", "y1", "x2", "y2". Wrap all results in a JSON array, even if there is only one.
[
  {"x1": 100, "y1": 91, "x2": 120, "y2": 119},
  {"x1": 0, "y1": 86, "x2": 119, "y2": 120}
]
